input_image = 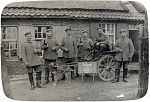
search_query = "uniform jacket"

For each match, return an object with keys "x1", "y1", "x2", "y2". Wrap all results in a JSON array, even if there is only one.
[
  {"x1": 78, "y1": 38, "x2": 94, "y2": 58},
  {"x1": 21, "y1": 41, "x2": 42, "y2": 66},
  {"x1": 115, "y1": 37, "x2": 134, "y2": 61},
  {"x1": 95, "y1": 33, "x2": 110, "y2": 48},
  {"x1": 41, "y1": 37, "x2": 59, "y2": 60},
  {"x1": 60, "y1": 36, "x2": 77, "y2": 58}
]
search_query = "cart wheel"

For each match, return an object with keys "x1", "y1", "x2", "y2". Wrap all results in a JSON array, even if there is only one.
[{"x1": 98, "y1": 55, "x2": 116, "y2": 81}]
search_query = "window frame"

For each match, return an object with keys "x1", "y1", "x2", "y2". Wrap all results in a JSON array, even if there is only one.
[
  {"x1": 1, "y1": 26, "x2": 19, "y2": 58},
  {"x1": 98, "y1": 23, "x2": 116, "y2": 44}
]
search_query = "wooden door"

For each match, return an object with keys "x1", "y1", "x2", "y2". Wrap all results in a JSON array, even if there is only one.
[{"x1": 129, "y1": 30, "x2": 139, "y2": 52}]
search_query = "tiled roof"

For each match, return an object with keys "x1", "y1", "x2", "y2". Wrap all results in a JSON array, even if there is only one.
[
  {"x1": 1, "y1": 1, "x2": 144, "y2": 20},
  {"x1": 124, "y1": 1, "x2": 145, "y2": 20},
  {"x1": 2, "y1": 7, "x2": 131, "y2": 20},
  {"x1": 6, "y1": 1, "x2": 128, "y2": 11}
]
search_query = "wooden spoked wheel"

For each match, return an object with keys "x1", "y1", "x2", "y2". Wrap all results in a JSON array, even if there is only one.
[{"x1": 98, "y1": 55, "x2": 116, "y2": 81}]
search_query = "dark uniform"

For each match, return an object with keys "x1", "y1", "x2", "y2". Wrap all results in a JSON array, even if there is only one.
[{"x1": 41, "y1": 35, "x2": 59, "y2": 84}]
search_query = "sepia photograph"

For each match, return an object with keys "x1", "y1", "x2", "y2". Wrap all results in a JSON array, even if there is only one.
[{"x1": 0, "y1": 0, "x2": 149, "y2": 101}]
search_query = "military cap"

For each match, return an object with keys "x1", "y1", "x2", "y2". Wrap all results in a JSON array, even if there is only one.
[
  {"x1": 120, "y1": 29, "x2": 127, "y2": 33},
  {"x1": 24, "y1": 32, "x2": 31, "y2": 36},
  {"x1": 82, "y1": 30, "x2": 88, "y2": 33},
  {"x1": 65, "y1": 27, "x2": 71, "y2": 31},
  {"x1": 46, "y1": 26, "x2": 52, "y2": 32}
]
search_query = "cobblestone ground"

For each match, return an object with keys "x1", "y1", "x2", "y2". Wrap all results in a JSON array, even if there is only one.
[{"x1": 9, "y1": 73, "x2": 140, "y2": 101}]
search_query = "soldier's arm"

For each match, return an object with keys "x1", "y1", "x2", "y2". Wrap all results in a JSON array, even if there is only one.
[
  {"x1": 73, "y1": 38, "x2": 78, "y2": 55},
  {"x1": 60, "y1": 38, "x2": 68, "y2": 51},
  {"x1": 53, "y1": 39, "x2": 60, "y2": 50},
  {"x1": 41, "y1": 39, "x2": 45, "y2": 50},
  {"x1": 90, "y1": 39, "x2": 94, "y2": 47},
  {"x1": 129, "y1": 39, "x2": 134, "y2": 58},
  {"x1": 100, "y1": 35, "x2": 109, "y2": 45},
  {"x1": 21, "y1": 43, "x2": 28, "y2": 64},
  {"x1": 115, "y1": 40, "x2": 122, "y2": 52}
]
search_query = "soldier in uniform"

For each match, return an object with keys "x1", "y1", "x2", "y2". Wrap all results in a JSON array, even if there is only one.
[
  {"x1": 94, "y1": 27, "x2": 110, "y2": 58},
  {"x1": 60, "y1": 27, "x2": 78, "y2": 80},
  {"x1": 112, "y1": 29, "x2": 134, "y2": 83},
  {"x1": 78, "y1": 30, "x2": 94, "y2": 77},
  {"x1": 78, "y1": 30, "x2": 94, "y2": 60},
  {"x1": 21, "y1": 32, "x2": 43, "y2": 90},
  {"x1": 41, "y1": 27, "x2": 59, "y2": 86}
]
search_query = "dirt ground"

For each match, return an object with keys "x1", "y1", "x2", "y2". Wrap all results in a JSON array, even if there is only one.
[{"x1": 8, "y1": 72, "x2": 141, "y2": 101}]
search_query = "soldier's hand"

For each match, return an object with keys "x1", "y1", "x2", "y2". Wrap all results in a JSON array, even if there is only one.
[
  {"x1": 25, "y1": 63, "x2": 29, "y2": 67},
  {"x1": 51, "y1": 47, "x2": 55, "y2": 51},
  {"x1": 119, "y1": 49, "x2": 123, "y2": 52},
  {"x1": 96, "y1": 42, "x2": 100, "y2": 46},
  {"x1": 65, "y1": 48, "x2": 69, "y2": 52},
  {"x1": 34, "y1": 49, "x2": 38, "y2": 54},
  {"x1": 44, "y1": 45, "x2": 48, "y2": 49}
]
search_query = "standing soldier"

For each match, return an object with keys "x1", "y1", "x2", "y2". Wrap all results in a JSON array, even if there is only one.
[
  {"x1": 60, "y1": 27, "x2": 78, "y2": 80},
  {"x1": 21, "y1": 32, "x2": 43, "y2": 90},
  {"x1": 41, "y1": 27, "x2": 59, "y2": 86},
  {"x1": 112, "y1": 29, "x2": 134, "y2": 83}
]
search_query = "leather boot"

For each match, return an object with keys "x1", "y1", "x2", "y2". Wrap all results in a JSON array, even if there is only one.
[
  {"x1": 36, "y1": 72, "x2": 44, "y2": 88},
  {"x1": 71, "y1": 71, "x2": 75, "y2": 80},
  {"x1": 124, "y1": 68, "x2": 128, "y2": 78},
  {"x1": 112, "y1": 69, "x2": 120, "y2": 83},
  {"x1": 28, "y1": 73, "x2": 35, "y2": 90},
  {"x1": 30, "y1": 82, "x2": 35, "y2": 90},
  {"x1": 36, "y1": 80, "x2": 43, "y2": 88},
  {"x1": 51, "y1": 72, "x2": 54, "y2": 81},
  {"x1": 123, "y1": 69, "x2": 128, "y2": 82},
  {"x1": 43, "y1": 69, "x2": 49, "y2": 85}
]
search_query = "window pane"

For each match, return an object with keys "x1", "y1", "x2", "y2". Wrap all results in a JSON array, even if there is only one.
[
  {"x1": 7, "y1": 27, "x2": 11, "y2": 34},
  {"x1": 43, "y1": 27, "x2": 46, "y2": 33},
  {"x1": 38, "y1": 27, "x2": 41, "y2": 32},
  {"x1": 38, "y1": 33, "x2": 42, "y2": 38},
  {"x1": 10, "y1": 42, "x2": 17, "y2": 49},
  {"x1": 4, "y1": 50, "x2": 9, "y2": 57},
  {"x1": 10, "y1": 49, "x2": 17, "y2": 57},
  {"x1": 35, "y1": 33, "x2": 38, "y2": 38},
  {"x1": 3, "y1": 41, "x2": 9, "y2": 49},
  {"x1": 102, "y1": 24, "x2": 105, "y2": 29},
  {"x1": 34, "y1": 27, "x2": 38, "y2": 33},
  {"x1": 109, "y1": 35, "x2": 114, "y2": 43},
  {"x1": 43, "y1": 33, "x2": 46, "y2": 38}
]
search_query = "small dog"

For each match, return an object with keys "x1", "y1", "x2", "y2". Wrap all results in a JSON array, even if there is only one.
[
  {"x1": 49, "y1": 62, "x2": 57, "y2": 86},
  {"x1": 63, "y1": 66, "x2": 71, "y2": 84}
]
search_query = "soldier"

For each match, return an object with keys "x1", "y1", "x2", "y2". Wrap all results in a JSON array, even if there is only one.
[
  {"x1": 21, "y1": 32, "x2": 43, "y2": 90},
  {"x1": 60, "y1": 27, "x2": 78, "y2": 80},
  {"x1": 78, "y1": 30, "x2": 94, "y2": 77},
  {"x1": 112, "y1": 29, "x2": 134, "y2": 83},
  {"x1": 94, "y1": 27, "x2": 110, "y2": 58},
  {"x1": 41, "y1": 27, "x2": 59, "y2": 86},
  {"x1": 78, "y1": 30, "x2": 94, "y2": 60}
]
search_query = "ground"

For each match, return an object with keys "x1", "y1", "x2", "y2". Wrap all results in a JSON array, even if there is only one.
[{"x1": 9, "y1": 73, "x2": 140, "y2": 101}]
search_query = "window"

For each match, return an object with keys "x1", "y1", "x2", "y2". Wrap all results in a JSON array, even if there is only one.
[
  {"x1": 1, "y1": 27, "x2": 18, "y2": 58},
  {"x1": 34, "y1": 26, "x2": 48, "y2": 56},
  {"x1": 99, "y1": 23, "x2": 115, "y2": 44},
  {"x1": 129, "y1": 24, "x2": 139, "y2": 30},
  {"x1": 34, "y1": 27, "x2": 46, "y2": 40}
]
